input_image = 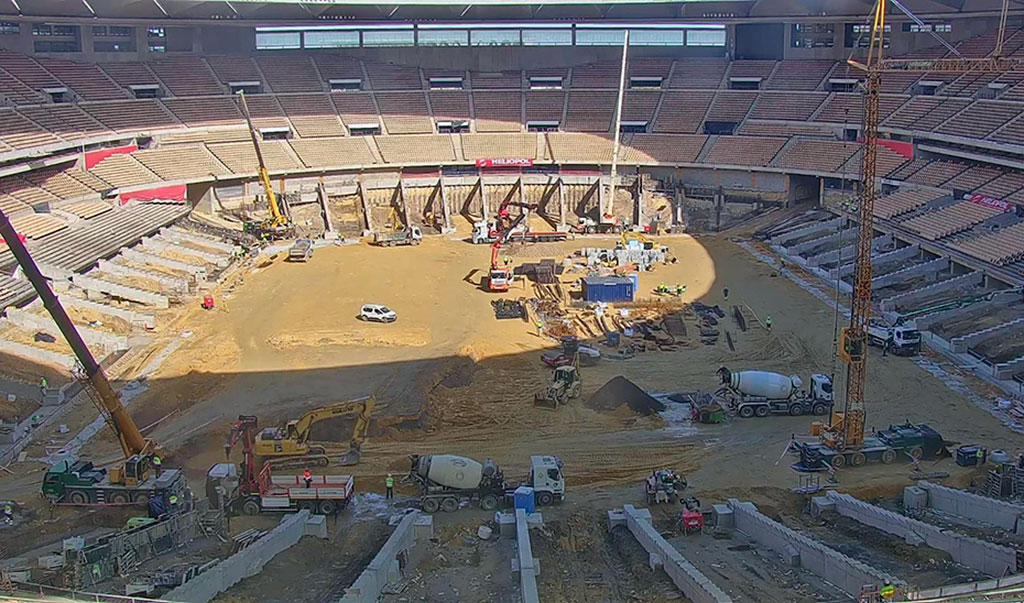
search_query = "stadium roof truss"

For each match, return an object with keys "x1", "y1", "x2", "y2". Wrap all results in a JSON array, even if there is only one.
[{"x1": 4, "y1": 0, "x2": 1024, "y2": 23}]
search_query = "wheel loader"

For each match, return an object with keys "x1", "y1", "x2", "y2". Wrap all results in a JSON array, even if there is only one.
[{"x1": 534, "y1": 363, "x2": 581, "y2": 409}]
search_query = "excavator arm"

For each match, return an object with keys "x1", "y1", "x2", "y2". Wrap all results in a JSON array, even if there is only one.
[{"x1": 291, "y1": 396, "x2": 376, "y2": 446}]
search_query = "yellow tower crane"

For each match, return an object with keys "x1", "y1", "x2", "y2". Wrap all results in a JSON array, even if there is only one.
[{"x1": 828, "y1": 0, "x2": 1023, "y2": 456}]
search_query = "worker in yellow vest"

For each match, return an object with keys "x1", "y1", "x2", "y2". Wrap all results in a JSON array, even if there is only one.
[
  {"x1": 385, "y1": 473, "x2": 394, "y2": 500},
  {"x1": 879, "y1": 580, "x2": 895, "y2": 600}
]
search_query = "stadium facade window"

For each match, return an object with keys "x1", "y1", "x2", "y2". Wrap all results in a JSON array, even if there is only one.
[
  {"x1": 94, "y1": 40, "x2": 136, "y2": 53},
  {"x1": 34, "y1": 40, "x2": 80, "y2": 53},
  {"x1": 903, "y1": 22, "x2": 951, "y2": 33},
  {"x1": 148, "y1": 27, "x2": 165, "y2": 37},
  {"x1": 147, "y1": 26, "x2": 166, "y2": 52},
  {"x1": 0, "y1": 22, "x2": 18, "y2": 35},
  {"x1": 630, "y1": 29, "x2": 684, "y2": 46},
  {"x1": 256, "y1": 32, "x2": 301, "y2": 50},
  {"x1": 93, "y1": 26, "x2": 133, "y2": 37},
  {"x1": 362, "y1": 30, "x2": 415, "y2": 47},
  {"x1": 845, "y1": 23, "x2": 890, "y2": 48},
  {"x1": 791, "y1": 23, "x2": 834, "y2": 48},
  {"x1": 304, "y1": 30, "x2": 359, "y2": 48},
  {"x1": 470, "y1": 29, "x2": 521, "y2": 46},
  {"x1": 576, "y1": 29, "x2": 626, "y2": 46},
  {"x1": 418, "y1": 30, "x2": 469, "y2": 46},
  {"x1": 522, "y1": 29, "x2": 572, "y2": 46},
  {"x1": 686, "y1": 29, "x2": 726, "y2": 47}
]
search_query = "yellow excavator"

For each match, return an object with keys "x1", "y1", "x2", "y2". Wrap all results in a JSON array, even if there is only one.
[
  {"x1": 237, "y1": 90, "x2": 293, "y2": 240},
  {"x1": 254, "y1": 396, "x2": 376, "y2": 467}
]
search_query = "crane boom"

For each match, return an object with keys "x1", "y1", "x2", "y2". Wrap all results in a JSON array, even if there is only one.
[
  {"x1": 238, "y1": 91, "x2": 288, "y2": 228},
  {"x1": 0, "y1": 208, "x2": 147, "y2": 457}
]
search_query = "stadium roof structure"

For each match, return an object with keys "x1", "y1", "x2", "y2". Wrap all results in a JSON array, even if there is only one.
[{"x1": 2, "y1": 0, "x2": 1021, "y2": 22}]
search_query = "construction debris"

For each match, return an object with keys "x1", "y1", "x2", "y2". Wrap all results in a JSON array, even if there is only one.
[{"x1": 491, "y1": 299, "x2": 526, "y2": 320}]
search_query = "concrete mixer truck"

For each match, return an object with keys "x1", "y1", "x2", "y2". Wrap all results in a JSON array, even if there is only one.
[
  {"x1": 715, "y1": 366, "x2": 833, "y2": 418},
  {"x1": 407, "y1": 454, "x2": 565, "y2": 513}
]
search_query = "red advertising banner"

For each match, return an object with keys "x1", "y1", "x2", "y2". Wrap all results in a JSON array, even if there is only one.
[
  {"x1": 475, "y1": 158, "x2": 534, "y2": 168},
  {"x1": 85, "y1": 144, "x2": 138, "y2": 170},
  {"x1": 120, "y1": 184, "x2": 187, "y2": 205},
  {"x1": 967, "y1": 193, "x2": 1013, "y2": 212}
]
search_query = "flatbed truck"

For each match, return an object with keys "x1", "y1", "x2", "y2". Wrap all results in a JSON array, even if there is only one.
[
  {"x1": 792, "y1": 422, "x2": 950, "y2": 471},
  {"x1": 42, "y1": 458, "x2": 187, "y2": 506},
  {"x1": 206, "y1": 462, "x2": 354, "y2": 515},
  {"x1": 373, "y1": 227, "x2": 422, "y2": 247},
  {"x1": 288, "y1": 239, "x2": 313, "y2": 262}
]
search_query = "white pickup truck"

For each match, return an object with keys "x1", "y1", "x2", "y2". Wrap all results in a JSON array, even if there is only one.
[{"x1": 868, "y1": 322, "x2": 921, "y2": 356}]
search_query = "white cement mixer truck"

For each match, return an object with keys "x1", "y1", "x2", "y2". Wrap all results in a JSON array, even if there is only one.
[
  {"x1": 715, "y1": 366, "x2": 833, "y2": 418},
  {"x1": 407, "y1": 454, "x2": 565, "y2": 513}
]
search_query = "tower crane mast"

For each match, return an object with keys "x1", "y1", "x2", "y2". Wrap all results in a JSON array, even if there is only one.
[
  {"x1": 238, "y1": 91, "x2": 292, "y2": 238},
  {"x1": 811, "y1": 0, "x2": 1024, "y2": 464}
]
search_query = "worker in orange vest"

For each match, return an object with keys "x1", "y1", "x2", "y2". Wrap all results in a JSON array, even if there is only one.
[{"x1": 303, "y1": 468, "x2": 312, "y2": 489}]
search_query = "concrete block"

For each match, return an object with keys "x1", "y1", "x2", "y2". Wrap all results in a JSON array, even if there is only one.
[
  {"x1": 608, "y1": 508, "x2": 627, "y2": 530},
  {"x1": 783, "y1": 544, "x2": 800, "y2": 567},
  {"x1": 903, "y1": 486, "x2": 929, "y2": 512},
  {"x1": 496, "y1": 511, "x2": 516, "y2": 538},
  {"x1": 649, "y1": 552, "x2": 664, "y2": 569},
  {"x1": 342, "y1": 512, "x2": 423, "y2": 603},
  {"x1": 304, "y1": 514, "x2": 328, "y2": 539},
  {"x1": 161, "y1": 227, "x2": 237, "y2": 254},
  {"x1": 712, "y1": 504, "x2": 733, "y2": 529},
  {"x1": 810, "y1": 496, "x2": 835, "y2": 517},
  {"x1": 121, "y1": 247, "x2": 206, "y2": 279},
  {"x1": 6, "y1": 308, "x2": 129, "y2": 350},
  {"x1": 0, "y1": 338, "x2": 75, "y2": 370},
  {"x1": 98, "y1": 259, "x2": 190, "y2": 294},
  {"x1": 62, "y1": 295, "x2": 156, "y2": 330},
  {"x1": 880, "y1": 271, "x2": 983, "y2": 313},
  {"x1": 917, "y1": 481, "x2": 1024, "y2": 533},
  {"x1": 413, "y1": 514, "x2": 434, "y2": 540}
]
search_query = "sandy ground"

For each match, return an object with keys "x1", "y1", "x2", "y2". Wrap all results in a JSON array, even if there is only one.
[{"x1": 3, "y1": 224, "x2": 1024, "y2": 598}]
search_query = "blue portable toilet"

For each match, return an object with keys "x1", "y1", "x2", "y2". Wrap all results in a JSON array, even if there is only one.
[{"x1": 513, "y1": 486, "x2": 536, "y2": 514}]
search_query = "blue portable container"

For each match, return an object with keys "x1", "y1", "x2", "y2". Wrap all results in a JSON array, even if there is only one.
[
  {"x1": 581, "y1": 276, "x2": 635, "y2": 303},
  {"x1": 513, "y1": 486, "x2": 536, "y2": 514}
]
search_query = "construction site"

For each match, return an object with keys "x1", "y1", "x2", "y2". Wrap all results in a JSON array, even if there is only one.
[{"x1": 6, "y1": 0, "x2": 1024, "y2": 602}]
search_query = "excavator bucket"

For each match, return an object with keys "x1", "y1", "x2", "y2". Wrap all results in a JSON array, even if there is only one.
[{"x1": 339, "y1": 443, "x2": 362, "y2": 466}]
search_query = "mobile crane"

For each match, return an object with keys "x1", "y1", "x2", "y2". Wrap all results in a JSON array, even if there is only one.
[
  {"x1": 0, "y1": 204, "x2": 184, "y2": 506},
  {"x1": 795, "y1": 0, "x2": 1021, "y2": 471},
  {"x1": 238, "y1": 90, "x2": 293, "y2": 240},
  {"x1": 251, "y1": 396, "x2": 376, "y2": 467}
]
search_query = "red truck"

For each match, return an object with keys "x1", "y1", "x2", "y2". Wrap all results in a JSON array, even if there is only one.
[{"x1": 207, "y1": 462, "x2": 354, "y2": 516}]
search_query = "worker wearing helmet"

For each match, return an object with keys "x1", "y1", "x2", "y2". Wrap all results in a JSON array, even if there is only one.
[
  {"x1": 765, "y1": 316, "x2": 773, "y2": 332},
  {"x1": 879, "y1": 580, "x2": 895, "y2": 600},
  {"x1": 303, "y1": 468, "x2": 313, "y2": 489},
  {"x1": 151, "y1": 454, "x2": 162, "y2": 477},
  {"x1": 535, "y1": 320, "x2": 544, "y2": 337},
  {"x1": 3, "y1": 503, "x2": 13, "y2": 525},
  {"x1": 385, "y1": 473, "x2": 394, "y2": 500}
]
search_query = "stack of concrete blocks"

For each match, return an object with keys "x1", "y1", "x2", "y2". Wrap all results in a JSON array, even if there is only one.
[
  {"x1": 61, "y1": 296, "x2": 156, "y2": 331},
  {"x1": 952, "y1": 317, "x2": 1024, "y2": 354},
  {"x1": 159, "y1": 227, "x2": 237, "y2": 256},
  {"x1": 166, "y1": 510, "x2": 320, "y2": 603},
  {"x1": 608, "y1": 505, "x2": 733, "y2": 603},
  {"x1": 0, "y1": 340, "x2": 75, "y2": 370},
  {"x1": 141, "y1": 236, "x2": 231, "y2": 269},
  {"x1": 727, "y1": 498, "x2": 902, "y2": 597},
  {"x1": 770, "y1": 216, "x2": 844, "y2": 250},
  {"x1": 872, "y1": 257, "x2": 949, "y2": 291},
  {"x1": 879, "y1": 271, "x2": 982, "y2": 313},
  {"x1": 70, "y1": 274, "x2": 170, "y2": 309},
  {"x1": 825, "y1": 491, "x2": 1017, "y2": 576},
  {"x1": 4, "y1": 307, "x2": 130, "y2": 350},
  {"x1": 121, "y1": 248, "x2": 207, "y2": 281},
  {"x1": 341, "y1": 512, "x2": 433, "y2": 603},
  {"x1": 97, "y1": 259, "x2": 190, "y2": 296},
  {"x1": 580, "y1": 246, "x2": 668, "y2": 270},
  {"x1": 906, "y1": 482, "x2": 1024, "y2": 535},
  {"x1": 514, "y1": 508, "x2": 541, "y2": 603}
]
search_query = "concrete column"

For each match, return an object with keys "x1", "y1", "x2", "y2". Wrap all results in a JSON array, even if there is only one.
[
  {"x1": 479, "y1": 177, "x2": 488, "y2": 221},
  {"x1": 558, "y1": 177, "x2": 567, "y2": 231},
  {"x1": 358, "y1": 177, "x2": 373, "y2": 234},
  {"x1": 515, "y1": 508, "x2": 541, "y2": 603},
  {"x1": 438, "y1": 175, "x2": 452, "y2": 232},
  {"x1": 397, "y1": 177, "x2": 410, "y2": 228}
]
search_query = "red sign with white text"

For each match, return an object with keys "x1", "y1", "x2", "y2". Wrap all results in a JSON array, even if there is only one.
[
  {"x1": 475, "y1": 158, "x2": 534, "y2": 168},
  {"x1": 967, "y1": 193, "x2": 1013, "y2": 212}
]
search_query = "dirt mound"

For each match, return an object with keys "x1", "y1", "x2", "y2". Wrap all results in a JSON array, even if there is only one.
[
  {"x1": 266, "y1": 327, "x2": 430, "y2": 349},
  {"x1": 585, "y1": 376, "x2": 665, "y2": 416}
]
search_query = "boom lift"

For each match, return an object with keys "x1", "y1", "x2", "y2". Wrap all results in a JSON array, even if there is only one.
[
  {"x1": 238, "y1": 90, "x2": 293, "y2": 239},
  {"x1": 252, "y1": 396, "x2": 376, "y2": 467},
  {"x1": 487, "y1": 209, "x2": 531, "y2": 292},
  {"x1": 796, "y1": 0, "x2": 1021, "y2": 470}
]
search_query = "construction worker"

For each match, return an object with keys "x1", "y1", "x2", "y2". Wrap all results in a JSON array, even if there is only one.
[
  {"x1": 303, "y1": 468, "x2": 313, "y2": 488},
  {"x1": 151, "y1": 454, "x2": 162, "y2": 477},
  {"x1": 535, "y1": 320, "x2": 544, "y2": 337},
  {"x1": 977, "y1": 447, "x2": 986, "y2": 465},
  {"x1": 39, "y1": 376, "x2": 47, "y2": 395},
  {"x1": 722, "y1": 287, "x2": 729, "y2": 301},
  {"x1": 879, "y1": 580, "x2": 896, "y2": 600},
  {"x1": 3, "y1": 503, "x2": 13, "y2": 525},
  {"x1": 168, "y1": 494, "x2": 178, "y2": 512},
  {"x1": 827, "y1": 466, "x2": 838, "y2": 484},
  {"x1": 385, "y1": 473, "x2": 394, "y2": 500},
  {"x1": 765, "y1": 316, "x2": 773, "y2": 332},
  {"x1": 674, "y1": 284, "x2": 685, "y2": 296},
  {"x1": 882, "y1": 333, "x2": 892, "y2": 357}
]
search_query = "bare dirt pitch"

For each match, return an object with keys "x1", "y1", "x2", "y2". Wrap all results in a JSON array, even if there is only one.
[{"x1": 2, "y1": 226, "x2": 1022, "y2": 599}]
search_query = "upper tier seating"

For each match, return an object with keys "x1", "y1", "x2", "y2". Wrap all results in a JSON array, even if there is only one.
[
  {"x1": 277, "y1": 94, "x2": 346, "y2": 137},
  {"x1": 82, "y1": 100, "x2": 180, "y2": 133},
  {"x1": 374, "y1": 135, "x2": 456, "y2": 163},
  {"x1": 206, "y1": 55, "x2": 262, "y2": 86},
  {"x1": 765, "y1": 60, "x2": 833, "y2": 91},
  {"x1": 748, "y1": 92, "x2": 827, "y2": 121},
  {"x1": 623, "y1": 134, "x2": 707, "y2": 164},
  {"x1": 883, "y1": 97, "x2": 972, "y2": 132},
  {"x1": 98, "y1": 62, "x2": 160, "y2": 90},
  {"x1": 290, "y1": 137, "x2": 377, "y2": 168},
  {"x1": 565, "y1": 91, "x2": 616, "y2": 132},
  {"x1": 936, "y1": 101, "x2": 1021, "y2": 139},
  {"x1": 905, "y1": 161, "x2": 968, "y2": 188},
  {"x1": 461, "y1": 134, "x2": 538, "y2": 160},
  {"x1": 704, "y1": 135, "x2": 785, "y2": 167},
  {"x1": 163, "y1": 97, "x2": 242, "y2": 128},
  {"x1": 654, "y1": 91, "x2": 714, "y2": 133},
  {"x1": 312, "y1": 55, "x2": 363, "y2": 87},
  {"x1": 366, "y1": 62, "x2": 422, "y2": 90},
  {"x1": 775, "y1": 139, "x2": 858, "y2": 173},
  {"x1": 256, "y1": 54, "x2": 322, "y2": 93},
  {"x1": 571, "y1": 63, "x2": 619, "y2": 88},
  {"x1": 36, "y1": 58, "x2": 125, "y2": 100},
  {"x1": 473, "y1": 91, "x2": 522, "y2": 131},
  {"x1": 133, "y1": 146, "x2": 232, "y2": 181},
  {"x1": 375, "y1": 92, "x2": 434, "y2": 134},
  {"x1": 330, "y1": 93, "x2": 379, "y2": 126},
  {"x1": 814, "y1": 93, "x2": 906, "y2": 124},
  {"x1": 949, "y1": 222, "x2": 1024, "y2": 266},
  {"x1": 706, "y1": 91, "x2": 756, "y2": 122},
  {"x1": 622, "y1": 91, "x2": 660, "y2": 123},
  {"x1": 87, "y1": 154, "x2": 158, "y2": 189},
  {"x1": 470, "y1": 71, "x2": 521, "y2": 89},
  {"x1": 669, "y1": 58, "x2": 727, "y2": 89},
  {"x1": 147, "y1": 56, "x2": 223, "y2": 96},
  {"x1": 525, "y1": 91, "x2": 565, "y2": 123},
  {"x1": 206, "y1": 140, "x2": 302, "y2": 174},
  {"x1": 429, "y1": 91, "x2": 471, "y2": 123},
  {"x1": 16, "y1": 104, "x2": 108, "y2": 141},
  {"x1": 873, "y1": 190, "x2": 946, "y2": 220}
]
